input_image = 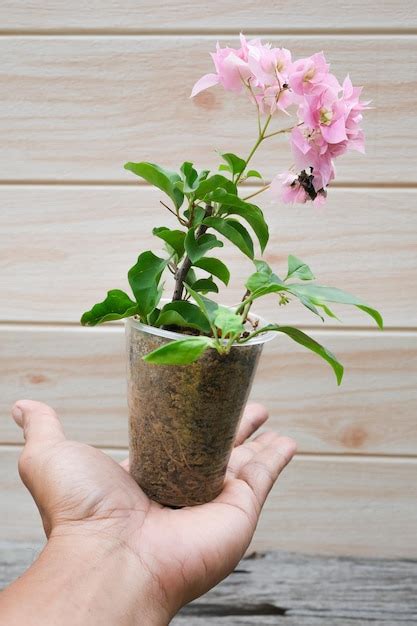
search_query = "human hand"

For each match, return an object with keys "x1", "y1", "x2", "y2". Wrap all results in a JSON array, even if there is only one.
[{"x1": 8, "y1": 399, "x2": 296, "y2": 624}]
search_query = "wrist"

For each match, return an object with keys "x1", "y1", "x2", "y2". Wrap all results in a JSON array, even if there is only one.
[{"x1": 1, "y1": 531, "x2": 171, "y2": 626}]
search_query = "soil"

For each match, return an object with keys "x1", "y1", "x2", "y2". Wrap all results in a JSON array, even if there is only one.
[{"x1": 126, "y1": 321, "x2": 264, "y2": 507}]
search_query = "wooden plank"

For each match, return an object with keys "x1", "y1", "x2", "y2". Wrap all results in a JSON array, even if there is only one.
[
  {"x1": 1, "y1": 326, "x2": 416, "y2": 455},
  {"x1": 1, "y1": 448, "x2": 416, "y2": 558},
  {"x1": 0, "y1": 1, "x2": 415, "y2": 32},
  {"x1": 174, "y1": 551, "x2": 417, "y2": 624},
  {"x1": 2, "y1": 545, "x2": 416, "y2": 624},
  {"x1": 1, "y1": 186, "x2": 415, "y2": 327},
  {"x1": 0, "y1": 36, "x2": 416, "y2": 183}
]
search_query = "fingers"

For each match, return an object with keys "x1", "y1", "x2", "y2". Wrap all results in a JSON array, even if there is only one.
[
  {"x1": 234, "y1": 403, "x2": 269, "y2": 447},
  {"x1": 12, "y1": 400, "x2": 65, "y2": 448},
  {"x1": 219, "y1": 431, "x2": 296, "y2": 522},
  {"x1": 238, "y1": 432, "x2": 296, "y2": 510},
  {"x1": 227, "y1": 430, "x2": 272, "y2": 478}
]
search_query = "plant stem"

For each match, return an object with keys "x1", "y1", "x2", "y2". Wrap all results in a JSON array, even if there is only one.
[
  {"x1": 172, "y1": 204, "x2": 213, "y2": 301},
  {"x1": 235, "y1": 114, "x2": 272, "y2": 186},
  {"x1": 160, "y1": 200, "x2": 187, "y2": 226},
  {"x1": 235, "y1": 291, "x2": 256, "y2": 316},
  {"x1": 263, "y1": 121, "x2": 302, "y2": 140},
  {"x1": 237, "y1": 324, "x2": 274, "y2": 344},
  {"x1": 242, "y1": 185, "x2": 270, "y2": 201}
]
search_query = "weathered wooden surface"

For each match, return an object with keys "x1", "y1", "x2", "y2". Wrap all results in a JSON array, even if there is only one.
[
  {"x1": 1, "y1": 36, "x2": 416, "y2": 183},
  {"x1": 1, "y1": 544, "x2": 416, "y2": 624}
]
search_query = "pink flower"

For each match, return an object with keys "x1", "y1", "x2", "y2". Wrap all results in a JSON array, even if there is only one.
[
  {"x1": 289, "y1": 52, "x2": 341, "y2": 96},
  {"x1": 191, "y1": 41, "x2": 251, "y2": 97},
  {"x1": 341, "y1": 75, "x2": 370, "y2": 154},
  {"x1": 290, "y1": 127, "x2": 336, "y2": 190},
  {"x1": 299, "y1": 89, "x2": 348, "y2": 144},
  {"x1": 290, "y1": 74, "x2": 368, "y2": 190},
  {"x1": 246, "y1": 39, "x2": 292, "y2": 89},
  {"x1": 191, "y1": 35, "x2": 294, "y2": 114},
  {"x1": 271, "y1": 170, "x2": 327, "y2": 205}
]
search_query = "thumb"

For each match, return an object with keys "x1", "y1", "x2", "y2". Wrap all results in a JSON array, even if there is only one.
[
  {"x1": 12, "y1": 400, "x2": 65, "y2": 448},
  {"x1": 12, "y1": 400, "x2": 66, "y2": 538}
]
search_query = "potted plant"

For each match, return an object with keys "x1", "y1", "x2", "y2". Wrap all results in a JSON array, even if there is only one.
[{"x1": 81, "y1": 35, "x2": 382, "y2": 507}]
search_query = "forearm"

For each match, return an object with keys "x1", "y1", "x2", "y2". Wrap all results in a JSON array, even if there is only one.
[{"x1": 0, "y1": 535, "x2": 169, "y2": 626}]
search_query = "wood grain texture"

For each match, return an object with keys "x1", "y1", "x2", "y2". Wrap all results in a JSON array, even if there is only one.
[
  {"x1": 1, "y1": 186, "x2": 415, "y2": 327},
  {"x1": 1, "y1": 448, "x2": 416, "y2": 557},
  {"x1": 0, "y1": 36, "x2": 416, "y2": 183},
  {"x1": 175, "y1": 551, "x2": 417, "y2": 624},
  {"x1": 2, "y1": 545, "x2": 416, "y2": 625},
  {"x1": 1, "y1": 325, "x2": 416, "y2": 455},
  {"x1": 0, "y1": 1, "x2": 415, "y2": 32}
]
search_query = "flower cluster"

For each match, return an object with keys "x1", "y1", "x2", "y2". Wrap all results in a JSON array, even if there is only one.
[{"x1": 191, "y1": 35, "x2": 369, "y2": 205}]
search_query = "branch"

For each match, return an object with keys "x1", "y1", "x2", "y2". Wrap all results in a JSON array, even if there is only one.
[{"x1": 172, "y1": 204, "x2": 213, "y2": 301}]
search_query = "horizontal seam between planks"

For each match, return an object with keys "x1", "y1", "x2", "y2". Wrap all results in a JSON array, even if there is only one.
[
  {"x1": 1, "y1": 443, "x2": 417, "y2": 462},
  {"x1": 0, "y1": 29, "x2": 416, "y2": 37}
]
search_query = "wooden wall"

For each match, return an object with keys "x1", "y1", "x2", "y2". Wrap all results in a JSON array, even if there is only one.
[{"x1": 0, "y1": 1, "x2": 416, "y2": 557}]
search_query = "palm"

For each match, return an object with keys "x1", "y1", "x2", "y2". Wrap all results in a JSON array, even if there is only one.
[{"x1": 15, "y1": 400, "x2": 295, "y2": 611}]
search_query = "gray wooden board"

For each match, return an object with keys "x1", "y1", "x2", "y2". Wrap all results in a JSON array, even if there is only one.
[{"x1": 1, "y1": 543, "x2": 416, "y2": 624}]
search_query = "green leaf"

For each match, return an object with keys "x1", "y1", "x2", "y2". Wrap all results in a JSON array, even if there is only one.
[
  {"x1": 318, "y1": 303, "x2": 341, "y2": 321},
  {"x1": 286, "y1": 255, "x2": 316, "y2": 281},
  {"x1": 287, "y1": 284, "x2": 383, "y2": 329},
  {"x1": 221, "y1": 153, "x2": 246, "y2": 176},
  {"x1": 297, "y1": 294, "x2": 325, "y2": 321},
  {"x1": 263, "y1": 325, "x2": 344, "y2": 385},
  {"x1": 143, "y1": 336, "x2": 214, "y2": 365},
  {"x1": 191, "y1": 278, "x2": 219, "y2": 294},
  {"x1": 180, "y1": 161, "x2": 198, "y2": 193},
  {"x1": 128, "y1": 251, "x2": 168, "y2": 318},
  {"x1": 246, "y1": 260, "x2": 284, "y2": 293},
  {"x1": 195, "y1": 169, "x2": 210, "y2": 187},
  {"x1": 218, "y1": 163, "x2": 232, "y2": 173},
  {"x1": 147, "y1": 307, "x2": 161, "y2": 326},
  {"x1": 204, "y1": 216, "x2": 254, "y2": 259},
  {"x1": 208, "y1": 189, "x2": 269, "y2": 252},
  {"x1": 249, "y1": 283, "x2": 287, "y2": 300},
  {"x1": 186, "y1": 205, "x2": 206, "y2": 227},
  {"x1": 185, "y1": 268, "x2": 197, "y2": 285},
  {"x1": 155, "y1": 301, "x2": 211, "y2": 333},
  {"x1": 193, "y1": 257, "x2": 230, "y2": 286},
  {"x1": 194, "y1": 174, "x2": 237, "y2": 200},
  {"x1": 214, "y1": 307, "x2": 244, "y2": 338},
  {"x1": 152, "y1": 227, "x2": 185, "y2": 258},
  {"x1": 184, "y1": 283, "x2": 219, "y2": 331},
  {"x1": 357, "y1": 305, "x2": 384, "y2": 329},
  {"x1": 246, "y1": 169, "x2": 263, "y2": 180},
  {"x1": 80, "y1": 290, "x2": 139, "y2": 326},
  {"x1": 124, "y1": 162, "x2": 183, "y2": 210},
  {"x1": 254, "y1": 259, "x2": 271, "y2": 272},
  {"x1": 184, "y1": 228, "x2": 224, "y2": 263}
]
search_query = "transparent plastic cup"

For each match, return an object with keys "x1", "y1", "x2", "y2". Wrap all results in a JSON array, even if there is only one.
[{"x1": 126, "y1": 311, "x2": 276, "y2": 507}]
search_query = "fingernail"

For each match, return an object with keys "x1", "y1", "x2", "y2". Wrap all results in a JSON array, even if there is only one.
[{"x1": 12, "y1": 406, "x2": 23, "y2": 427}]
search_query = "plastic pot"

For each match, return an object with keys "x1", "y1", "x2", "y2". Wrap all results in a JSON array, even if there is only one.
[{"x1": 126, "y1": 312, "x2": 275, "y2": 507}]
